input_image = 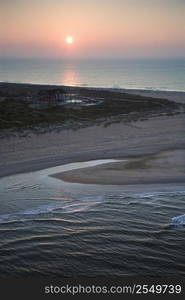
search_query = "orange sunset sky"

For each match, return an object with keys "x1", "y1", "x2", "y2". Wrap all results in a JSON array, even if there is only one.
[{"x1": 0, "y1": 0, "x2": 185, "y2": 58}]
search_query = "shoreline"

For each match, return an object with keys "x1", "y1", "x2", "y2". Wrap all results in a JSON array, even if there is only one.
[
  {"x1": 0, "y1": 83, "x2": 184, "y2": 181},
  {"x1": 1, "y1": 81, "x2": 185, "y2": 103},
  {"x1": 0, "y1": 114, "x2": 185, "y2": 179},
  {"x1": 51, "y1": 149, "x2": 185, "y2": 185},
  {"x1": 1, "y1": 142, "x2": 185, "y2": 179}
]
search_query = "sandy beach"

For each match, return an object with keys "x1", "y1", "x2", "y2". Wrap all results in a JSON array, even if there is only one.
[
  {"x1": 52, "y1": 149, "x2": 185, "y2": 185},
  {"x1": 0, "y1": 83, "x2": 185, "y2": 184},
  {"x1": 0, "y1": 112, "x2": 184, "y2": 183}
]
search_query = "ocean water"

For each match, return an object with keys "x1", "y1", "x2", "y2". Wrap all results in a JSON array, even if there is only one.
[
  {"x1": 0, "y1": 58, "x2": 185, "y2": 91},
  {"x1": 0, "y1": 160, "x2": 185, "y2": 277}
]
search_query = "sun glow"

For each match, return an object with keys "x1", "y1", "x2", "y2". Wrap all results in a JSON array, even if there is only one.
[{"x1": 65, "y1": 36, "x2": 74, "y2": 44}]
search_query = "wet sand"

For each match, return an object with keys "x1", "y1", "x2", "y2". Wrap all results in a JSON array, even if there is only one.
[{"x1": 52, "y1": 149, "x2": 185, "y2": 185}]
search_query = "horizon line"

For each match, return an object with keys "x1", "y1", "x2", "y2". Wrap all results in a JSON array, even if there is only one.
[{"x1": 1, "y1": 56, "x2": 185, "y2": 60}]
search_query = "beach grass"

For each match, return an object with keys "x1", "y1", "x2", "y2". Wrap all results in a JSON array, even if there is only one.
[{"x1": 0, "y1": 83, "x2": 182, "y2": 134}]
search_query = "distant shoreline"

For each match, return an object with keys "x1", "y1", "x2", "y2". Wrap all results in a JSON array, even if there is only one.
[
  {"x1": 1, "y1": 81, "x2": 185, "y2": 102},
  {"x1": 1, "y1": 56, "x2": 185, "y2": 93},
  {"x1": 1, "y1": 82, "x2": 183, "y2": 136}
]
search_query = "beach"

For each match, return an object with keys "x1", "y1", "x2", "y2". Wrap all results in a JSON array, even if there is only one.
[
  {"x1": 52, "y1": 149, "x2": 185, "y2": 185},
  {"x1": 0, "y1": 83, "x2": 184, "y2": 182},
  {"x1": 0, "y1": 112, "x2": 184, "y2": 183}
]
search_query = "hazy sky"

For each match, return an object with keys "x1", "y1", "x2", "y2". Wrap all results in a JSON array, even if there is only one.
[{"x1": 0, "y1": 0, "x2": 185, "y2": 58}]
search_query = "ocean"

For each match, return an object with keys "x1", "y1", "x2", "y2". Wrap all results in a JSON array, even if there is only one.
[
  {"x1": 0, "y1": 58, "x2": 185, "y2": 91},
  {"x1": 0, "y1": 160, "x2": 185, "y2": 277}
]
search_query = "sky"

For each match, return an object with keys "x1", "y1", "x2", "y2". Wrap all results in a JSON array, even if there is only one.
[{"x1": 0, "y1": 0, "x2": 185, "y2": 59}]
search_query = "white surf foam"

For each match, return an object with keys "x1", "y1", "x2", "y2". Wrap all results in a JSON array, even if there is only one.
[
  {"x1": 172, "y1": 214, "x2": 185, "y2": 226},
  {"x1": 0, "y1": 195, "x2": 103, "y2": 224}
]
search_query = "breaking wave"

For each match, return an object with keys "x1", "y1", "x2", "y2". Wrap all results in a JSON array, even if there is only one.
[
  {"x1": 0, "y1": 195, "x2": 103, "y2": 224},
  {"x1": 172, "y1": 214, "x2": 185, "y2": 226}
]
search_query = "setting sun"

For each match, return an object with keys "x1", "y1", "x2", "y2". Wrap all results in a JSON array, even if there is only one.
[{"x1": 65, "y1": 36, "x2": 74, "y2": 44}]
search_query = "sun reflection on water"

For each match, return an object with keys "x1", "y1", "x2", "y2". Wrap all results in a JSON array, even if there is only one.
[{"x1": 61, "y1": 64, "x2": 81, "y2": 86}]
